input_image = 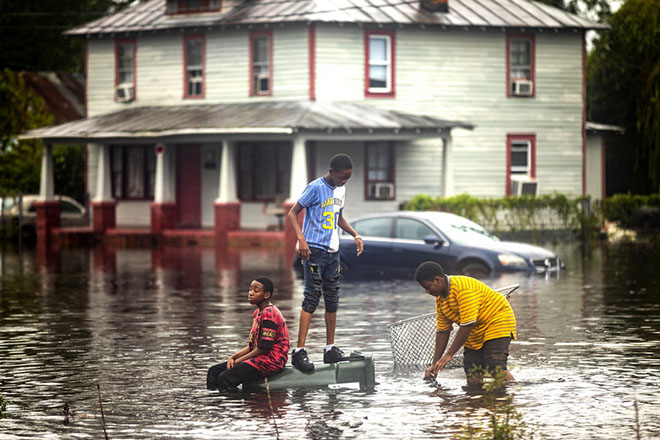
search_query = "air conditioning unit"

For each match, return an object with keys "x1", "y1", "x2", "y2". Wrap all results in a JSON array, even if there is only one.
[
  {"x1": 512, "y1": 79, "x2": 533, "y2": 96},
  {"x1": 511, "y1": 176, "x2": 539, "y2": 196},
  {"x1": 369, "y1": 182, "x2": 394, "y2": 200},
  {"x1": 116, "y1": 82, "x2": 134, "y2": 102}
]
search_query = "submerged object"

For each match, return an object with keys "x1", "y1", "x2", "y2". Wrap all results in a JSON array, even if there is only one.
[{"x1": 245, "y1": 351, "x2": 376, "y2": 391}]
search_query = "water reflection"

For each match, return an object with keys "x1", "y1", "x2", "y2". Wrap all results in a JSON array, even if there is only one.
[{"x1": 0, "y1": 242, "x2": 659, "y2": 439}]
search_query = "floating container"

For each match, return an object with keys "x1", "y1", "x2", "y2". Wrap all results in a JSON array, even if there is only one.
[{"x1": 245, "y1": 351, "x2": 376, "y2": 391}]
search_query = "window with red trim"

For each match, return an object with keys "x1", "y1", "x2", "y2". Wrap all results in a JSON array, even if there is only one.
[
  {"x1": 365, "y1": 30, "x2": 395, "y2": 97},
  {"x1": 166, "y1": 0, "x2": 220, "y2": 14},
  {"x1": 365, "y1": 142, "x2": 395, "y2": 200},
  {"x1": 184, "y1": 35, "x2": 205, "y2": 98},
  {"x1": 110, "y1": 145, "x2": 156, "y2": 200},
  {"x1": 506, "y1": 134, "x2": 536, "y2": 196},
  {"x1": 115, "y1": 39, "x2": 136, "y2": 102},
  {"x1": 250, "y1": 31, "x2": 272, "y2": 96},
  {"x1": 507, "y1": 35, "x2": 535, "y2": 97},
  {"x1": 238, "y1": 142, "x2": 291, "y2": 201}
]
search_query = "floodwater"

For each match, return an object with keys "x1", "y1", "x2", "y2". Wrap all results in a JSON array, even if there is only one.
[{"x1": 0, "y1": 242, "x2": 659, "y2": 439}]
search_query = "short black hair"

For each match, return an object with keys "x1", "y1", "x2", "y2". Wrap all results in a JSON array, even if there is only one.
[
  {"x1": 253, "y1": 276, "x2": 274, "y2": 295},
  {"x1": 414, "y1": 261, "x2": 445, "y2": 284},
  {"x1": 329, "y1": 154, "x2": 353, "y2": 172}
]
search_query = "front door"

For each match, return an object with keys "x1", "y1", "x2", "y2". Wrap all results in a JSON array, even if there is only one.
[{"x1": 176, "y1": 144, "x2": 201, "y2": 228}]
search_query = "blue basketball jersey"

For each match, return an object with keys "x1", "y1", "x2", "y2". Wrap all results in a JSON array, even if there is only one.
[{"x1": 297, "y1": 177, "x2": 346, "y2": 252}]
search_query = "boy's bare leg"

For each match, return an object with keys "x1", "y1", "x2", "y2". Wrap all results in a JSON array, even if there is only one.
[
  {"x1": 297, "y1": 310, "x2": 313, "y2": 348},
  {"x1": 325, "y1": 311, "x2": 336, "y2": 345}
]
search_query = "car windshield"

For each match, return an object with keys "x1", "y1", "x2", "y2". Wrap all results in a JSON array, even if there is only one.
[{"x1": 429, "y1": 216, "x2": 500, "y2": 246}]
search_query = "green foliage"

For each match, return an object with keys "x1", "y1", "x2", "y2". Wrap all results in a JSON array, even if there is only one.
[
  {"x1": 0, "y1": 69, "x2": 53, "y2": 196},
  {"x1": 535, "y1": 0, "x2": 611, "y2": 22},
  {"x1": 599, "y1": 193, "x2": 660, "y2": 228},
  {"x1": 404, "y1": 193, "x2": 587, "y2": 235},
  {"x1": 588, "y1": 0, "x2": 660, "y2": 193}
]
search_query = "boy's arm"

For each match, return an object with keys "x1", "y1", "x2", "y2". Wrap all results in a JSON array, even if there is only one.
[
  {"x1": 427, "y1": 323, "x2": 475, "y2": 377},
  {"x1": 425, "y1": 331, "x2": 450, "y2": 378},
  {"x1": 234, "y1": 347, "x2": 270, "y2": 365},
  {"x1": 287, "y1": 202, "x2": 311, "y2": 260},
  {"x1": 337, "y1": 213, "x2": 364, "y2": 256},
  {"x1": 228, "y1": 346, "x2": 251, "y2": 368}
]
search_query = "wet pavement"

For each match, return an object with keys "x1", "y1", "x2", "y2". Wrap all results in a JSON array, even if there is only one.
[{"x1": 0, "y1": 242, "x2": 659, "y2": 439}]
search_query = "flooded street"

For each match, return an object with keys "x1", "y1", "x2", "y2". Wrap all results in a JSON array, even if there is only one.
[{"x1": 0, "y1": 242, "x2": 659, "y2": 439}]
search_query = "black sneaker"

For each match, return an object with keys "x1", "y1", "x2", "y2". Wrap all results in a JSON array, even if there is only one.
[
  {"x1": 292, "y1": 348, "x2": 314, "y2": 372},
  {"x1": 323, "y1": 346, "x2": 350, "y2": 364}
]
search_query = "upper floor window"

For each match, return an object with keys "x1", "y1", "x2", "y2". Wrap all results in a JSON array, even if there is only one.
[
  {"x1": 110, "y1": 145, "x2": 156, "y2": 200},
  {"x1": 115, "y1": 39, "x2": 136, "y2": 102},
  {"x1": 507, "y1": 35, "x2": 535, "y2": 97},
  {"x1": 506, "y1": 134, "x2": 536, "y2": 196},
  {"x1": 365, "y1": 30, "x2": 395, "y2": 97},
  {"x1": 167, "y1": 0, "x2": 220, "y2": 14},
  {"x1": 365, "y1": 142, "x2": 395, "y2": 200},
  {"x1": 184, "y1": 35, "x2": 205, "y2": 98},
  {"x1": 250, "y1": 31, "x2": 272, "y2": 96}
]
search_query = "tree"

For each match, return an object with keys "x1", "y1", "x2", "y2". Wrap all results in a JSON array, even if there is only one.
[
  {"x1": 0, "y1": 69, "x2": 86, "y2": 202},
  {"x1": 588, "y1": 0, "x2": 660, "y2": 194},
  {"x1": 536, "y1": 0, "x2": 612, "y2": 22}
]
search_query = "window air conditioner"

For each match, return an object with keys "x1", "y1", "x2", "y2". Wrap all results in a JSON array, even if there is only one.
[
  {"x1": 512, "y1": 79, "x2": 533, "y2": 96},
  {"x1": 116, "y1": 83, "x2": 134, "y2": 102},
  {"x1": 369, "y1": 182, "x2": 394, "y2": 199},
  {"x1": 511, "y1": 176, "x2": 539, "y2": 196}
]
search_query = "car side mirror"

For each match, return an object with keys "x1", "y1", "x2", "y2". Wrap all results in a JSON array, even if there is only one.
[{"x1": 423, "y1": 235, "x2": 443, "y2": 248}]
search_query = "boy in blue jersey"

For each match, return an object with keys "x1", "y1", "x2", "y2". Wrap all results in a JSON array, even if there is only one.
[{"x1": 287, "y1": 153, "x2": 364, "y2": 372}]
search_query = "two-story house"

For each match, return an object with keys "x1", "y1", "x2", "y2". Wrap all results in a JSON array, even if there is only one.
[{"x1": 23, "y1": 0, "x2": 606, "y2": 244}]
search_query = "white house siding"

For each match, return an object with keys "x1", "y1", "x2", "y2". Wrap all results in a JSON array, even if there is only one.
[
  {"x1": 116, "y1": 201, "x2": 151, "y2": 226},
  {"x1": 585, "y1": 134, "x2": 603, "y2": 201},
  {"x1": 312, "y1": 24, "x2": 585, "y2": 199}
]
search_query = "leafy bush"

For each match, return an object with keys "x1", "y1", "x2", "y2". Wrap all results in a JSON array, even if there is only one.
[{"x1": 599, "y1": 193, "x2": 660, "y2": 228}]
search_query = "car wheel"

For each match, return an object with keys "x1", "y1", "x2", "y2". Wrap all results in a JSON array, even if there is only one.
[{"x1": 458, "y1": 261, "x2": 490, "y2": 279}]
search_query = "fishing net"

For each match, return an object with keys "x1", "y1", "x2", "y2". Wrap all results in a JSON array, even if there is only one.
[{"x1": 386, "y1": 284, "x2": 519, "y2": 367}]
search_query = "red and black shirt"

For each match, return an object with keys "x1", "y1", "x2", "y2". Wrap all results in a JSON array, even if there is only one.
[{"x1": 245, "y1": 304, "x2": 290, "y2": 375}]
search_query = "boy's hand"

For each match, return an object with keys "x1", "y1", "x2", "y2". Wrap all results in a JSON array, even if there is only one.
[
  {"x1": 227, "y1": 357, "x2": 236, "y2": 368},
  {"x1": 298, "y1": 238, "x2": 311, "y2": 260},
  {"x1": 355, "y1": 236, "x2": 364, "y2": 256}
]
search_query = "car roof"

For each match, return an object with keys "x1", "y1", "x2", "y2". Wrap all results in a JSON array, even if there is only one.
[{"x1": 350, "y1": 211, "x2": 467, "y2": 223}]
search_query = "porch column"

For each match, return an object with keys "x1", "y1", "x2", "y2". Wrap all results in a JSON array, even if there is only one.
[
  {"x1": 214, "y1": 141, "x2": 240, "y2": 245},
  {"x1": 35, "y1": 143, "x2": 60, "y2": 245},
  {"x1": 151, "y1": 143, "x2": 177, "y2": 233},
  {"x1": 285, "y1": 135, "x2": 308, "y2": 249},
  {"x1": 442, "y1": 136, "x2": 454, "y2": 197},
  {"x1": 92, "y1": 143, "x2": 116, "y2": 232}
]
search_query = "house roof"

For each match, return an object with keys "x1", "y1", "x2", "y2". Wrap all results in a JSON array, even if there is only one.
[
  {"x1": 20, "y1": 101, "x2": 473, "y2": 143},
  {"x1": 65, "y1": 0, "x2": 607, "y2": 36},
  {"x1": 19, "y1": 72, "x2": 85, "y2": 124}
]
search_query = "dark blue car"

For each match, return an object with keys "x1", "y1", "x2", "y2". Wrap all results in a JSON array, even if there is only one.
[{"x1": 338, "y1": 211, "x2": 563, "y2": 278}]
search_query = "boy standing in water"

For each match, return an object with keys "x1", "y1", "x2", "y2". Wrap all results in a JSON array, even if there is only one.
[
  {"x1": 207, "y1": 277, "x2": 289, "y2": 391},
  {"x1": 287, "y1": 153, "x2": 364, "y2": 372},
  {"x1": 414, "y1": 261, "x2": 516, "y2": 386}
]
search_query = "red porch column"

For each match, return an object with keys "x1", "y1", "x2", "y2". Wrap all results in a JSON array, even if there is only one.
[
  {"x1": 151, "y1": 202, "x2": 177, "y2": 233},
  {"x1": 214, "y1": 202, "x2": 241, "y2": 245},
  {"x1": 92, "y1": 201, "x2": 116, "y2": 232}
]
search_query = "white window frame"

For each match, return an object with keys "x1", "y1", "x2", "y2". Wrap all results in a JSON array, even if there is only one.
[
  {"x1": 510, "y1": 140, "x2": 531, "y2": 176},
  {"x1": 368, "y1": 34, "x2": 392, "y2": 94}
]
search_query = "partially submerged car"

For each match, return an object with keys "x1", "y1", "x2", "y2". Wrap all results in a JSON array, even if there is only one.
[
  {"x1": 0, "y1": 195, "x2": 87, "y2": 241},
  {"x1": 338, "y1": 211, "x2": 563, "y2": 278}
]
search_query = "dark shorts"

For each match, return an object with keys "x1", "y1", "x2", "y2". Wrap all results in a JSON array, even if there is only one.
[
  {"x1": 463, "y1": 336, "x2": 512, "y2": 375},
  {"x1": 302, "y1": 247, "x2": 341, "y2": 314}
]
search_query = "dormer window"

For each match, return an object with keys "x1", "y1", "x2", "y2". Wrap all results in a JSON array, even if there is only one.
[{"x1": 167, "y1": 0, "x2": 220, "y2": 14}]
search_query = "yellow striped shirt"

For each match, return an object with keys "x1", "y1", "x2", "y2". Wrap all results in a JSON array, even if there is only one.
[{"x1": 435, "y1": 275, "x2": 516, "y2": 350}]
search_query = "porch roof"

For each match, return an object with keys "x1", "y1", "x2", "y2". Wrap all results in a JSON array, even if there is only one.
[{"x1": 20, "y1": 101, "x2": 473, "y2": 143}]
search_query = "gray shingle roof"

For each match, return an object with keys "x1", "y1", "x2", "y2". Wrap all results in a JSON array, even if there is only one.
[
  {"x1": 65, "y1": 0, "x2": 607, "y2": 36},
  {"x1": 20, "y1": 101, "x2": 473, "y2": 142}
]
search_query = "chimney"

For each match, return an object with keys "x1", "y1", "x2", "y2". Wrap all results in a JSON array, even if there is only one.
[{"x1": 420, "y1": 0, "x2": 449, "y2": 13}]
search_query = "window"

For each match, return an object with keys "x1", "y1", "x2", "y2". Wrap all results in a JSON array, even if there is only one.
[
  {"x1": 250, "y1": 31, "x2": 272, "y2": 96},
  {"x1": 115, "y1": 39, "x2": 136, "y2": 102},
  {"x1": 396, "y1": 218, "x2": 436, "y2": 241},
  {"x1": 365, "y1": 30, "x2": 395, "y2": 97},
  {"x1": 184, "y1": 35, "x2": 205, "y2": 98},
  {"x1": 365, "y1": 142, "x2": 395, "y2": 200},
  {"x1": 110, "y1": 145, "x2": 156, "y2": 200},
  {"x1": 238, "y1": 142, "x2": 291, "y2": 201},
  {"x1": 167, "y1": 0, "x2": 220, "y2": 14},
  {"x1": 353, "y1": 217, "x2": 393, "y2": 238},
  {"x1": 506, "y1": 134, "x2": 536, "y2": 196},
  {"x1": 507, "y1": 35, "x2": 535, "y2": 97}
]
